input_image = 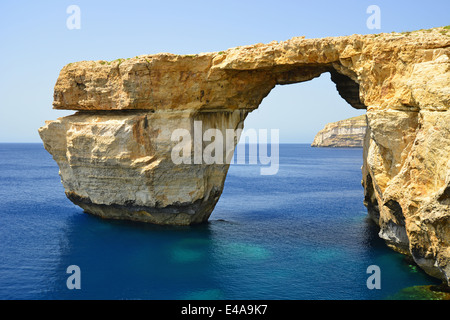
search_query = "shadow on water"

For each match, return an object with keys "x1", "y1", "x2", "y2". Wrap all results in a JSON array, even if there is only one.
[{"x1": 51, "y1": 211, "x2": 227, "y2": 300}]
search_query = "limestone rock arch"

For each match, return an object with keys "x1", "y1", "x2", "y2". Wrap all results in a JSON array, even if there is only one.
[{"x1": 39, "y1": 27, "x2": 450, "y2": 284}]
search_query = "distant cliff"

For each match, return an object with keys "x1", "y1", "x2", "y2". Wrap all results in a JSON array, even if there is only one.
[{"x1": 311, "y1": 115, "x2": 367, "y2": 148}]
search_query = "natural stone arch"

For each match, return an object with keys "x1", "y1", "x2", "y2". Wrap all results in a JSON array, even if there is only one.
[{"x1": 40, "y1": 27, "x2": 450, "y2": 285}]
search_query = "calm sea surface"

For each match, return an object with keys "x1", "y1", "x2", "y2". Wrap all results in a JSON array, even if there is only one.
[{"x1": 0, "y1": 143, "x2": 440, "y2": 300}]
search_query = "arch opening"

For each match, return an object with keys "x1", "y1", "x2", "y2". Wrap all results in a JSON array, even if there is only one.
[{"x1": 242, "y1": 70, "x2": 367, "y2": 145}]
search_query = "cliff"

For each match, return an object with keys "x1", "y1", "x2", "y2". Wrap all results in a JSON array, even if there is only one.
[
  {"x1": 39, "y1": 27, "x2": 450, "y2": 285},
  {"x1": 311, "y1": 115, "x2": 367, "y2": 147}
]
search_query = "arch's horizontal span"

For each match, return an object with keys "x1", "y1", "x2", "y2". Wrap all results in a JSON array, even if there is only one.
[{"x1": 40, "y1": 27, "x2": 450, "y2": 285}]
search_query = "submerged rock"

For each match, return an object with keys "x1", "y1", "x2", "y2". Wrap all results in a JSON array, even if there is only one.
[
  {"x1": 40, "y1": 27, "x2": 450, "y2": 285},
  {"x1": 386, "y1": 285, "x2": 450, "y2": 300},
  {"x1": 311, "y1": 115, "x2": 367, "y2": 148}
]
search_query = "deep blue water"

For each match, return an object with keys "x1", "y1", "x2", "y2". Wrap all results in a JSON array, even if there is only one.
[{"x1": 0, "y1": 143, "x2": 440, "y2": 300}]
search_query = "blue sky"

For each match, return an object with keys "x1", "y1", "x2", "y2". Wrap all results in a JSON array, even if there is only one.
[{"x1": 0, "y1": 0, "x2": 448, "y2": 143}]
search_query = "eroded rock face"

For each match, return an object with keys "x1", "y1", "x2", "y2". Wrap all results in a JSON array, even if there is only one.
[
  {"x1": 39, "y1": 27, "x2": 450, "y2": 284},
  {"x1": 40, "y1": 110, "x2": 246, "y2": 225},
  {"x1": 311, "y1": 115, "x2": 367, "y2": 148}
]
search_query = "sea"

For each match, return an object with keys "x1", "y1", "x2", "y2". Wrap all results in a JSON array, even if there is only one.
[{"x1": 0, "y1": 143, "x2": 441, "y2": 300}]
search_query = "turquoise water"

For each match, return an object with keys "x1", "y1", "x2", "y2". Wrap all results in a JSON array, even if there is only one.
[{"x1": 0, "y1": 143, "x2": 440, "y2": 300}]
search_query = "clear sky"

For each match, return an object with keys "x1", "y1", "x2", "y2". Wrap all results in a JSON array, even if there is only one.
[{"x1": 0, "y1": 0, "x2": 448, "y2": 143}]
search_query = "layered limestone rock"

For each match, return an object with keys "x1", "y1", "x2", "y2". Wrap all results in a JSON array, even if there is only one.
[
  {"x1": 40, "y1": 110, "x2": 245, "y2": 225},
  {"x1": 311, "y1": 115, "x2": 367, "y2": 147},
  {"x1": 39, "y1": 26, "x2": 450, "y2": 285}
]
